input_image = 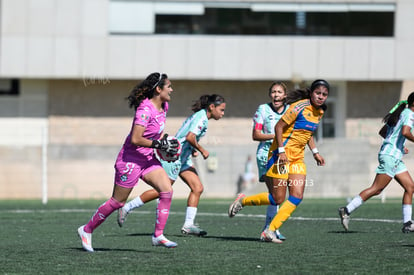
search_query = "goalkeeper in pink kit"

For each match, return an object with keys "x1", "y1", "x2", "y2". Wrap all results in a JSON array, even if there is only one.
[
  {"x1": 77, "y1": 72, "x2": 180, "y2": 252},
  {"x1": 118, "y1": 94, "x2": 226, "y2": 236}
]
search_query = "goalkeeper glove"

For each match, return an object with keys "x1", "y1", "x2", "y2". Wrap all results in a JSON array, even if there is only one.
[{"x1": 151, "y1": 134, "x2": 179, "y2": 155}]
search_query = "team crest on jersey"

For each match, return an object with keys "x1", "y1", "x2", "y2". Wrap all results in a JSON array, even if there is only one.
[
  {"x1": 120, "y1": 174, "x2": 128, "y2": 182},
  {"x1": 139, "y1": 113, "x2": 150, "y2": 122}
]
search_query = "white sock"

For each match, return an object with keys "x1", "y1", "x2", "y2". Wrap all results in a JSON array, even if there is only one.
[
  {"x1": 184, "y1": 207, "x2": 197, "y2": 227},
  {"x1": 265, "y1": 205, "x2": 278, "y2": 228},
  {"x1": 123, "y1": 196, "x2": 144, "y2": 213},
  {"x1": 402, "y1": 204, "x2": 412, "y2": 223},
  {"x1": 346, "y1": 195, "x2": 363, "y2": 214}
]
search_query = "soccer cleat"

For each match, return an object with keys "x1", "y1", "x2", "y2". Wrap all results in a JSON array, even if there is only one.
[
  {"x1": 181, "y1": 224, "x2": 207, "y2": 236},
  {"x1": 77, "y1": 225, "x2": 94, "y2": 252},
  {"x1": 228, "y1": 193, "x2": 246, "y2": 217},
  {"x1": 117, "y1": 207, "x2": 128, "y2": 227},
  {"x1": 402, "y1": 221, "x2": 414, "y2": 233},
  {"x1": 275, "y1": 230, "x2": 286, "y2": 241},
  {"x1": 260, "y1": 226, "x2": 286, "y2": 241},
  {"x1": 338, "y1": 207, "x2": 350, "y2": 231},
  {"x1": 260, "y1": 229, "x2": 286, "y2": 241},
  {"x1": 152, "y1": 234, "x2": 177, "y2": 248},
  {"x1": 260, "y1": 229, "x2": 283, "y2": 244}
]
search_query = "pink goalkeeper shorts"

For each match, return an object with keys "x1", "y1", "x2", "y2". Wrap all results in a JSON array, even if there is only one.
[{"x1": 114, "y1": 155, "x2": 163, "y2": 188}]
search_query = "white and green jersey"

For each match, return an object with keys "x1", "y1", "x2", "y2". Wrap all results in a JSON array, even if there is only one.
[
  {"x1": 253, "y1": 103, "x2": 288, "y2": 156},
  {"x1": 175, "y1": 109, "x2": 208, "y2": 163},
  {"x1": 253, "y1": 103, "x2": 288, "y2": 180},
  {"x1": 380, "y1": 108, "x2": 414, "y2": 160}
]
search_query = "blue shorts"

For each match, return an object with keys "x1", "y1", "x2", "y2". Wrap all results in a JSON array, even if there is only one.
[
  {"x1": 376, "y1": 154, "x2": 407, "y2": 178},
  {"x1": 161, "y1": 156, "x2": 193, "y2": 181}
]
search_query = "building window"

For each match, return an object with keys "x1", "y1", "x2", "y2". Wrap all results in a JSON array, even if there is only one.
[
  {"x1": 155, "y1": 9, "x2": 394, "y2": 36},
  {"x1": 0, "y1": 79, "x2": 19, "y2": 96},
  {"x1": 109, "y1": 1, "x2": 395, "y2": 37}
]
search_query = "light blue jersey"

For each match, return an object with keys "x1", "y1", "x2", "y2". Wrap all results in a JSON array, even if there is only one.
[
  {"x1": 379, "y1": 108, "x2": 414, "y2": 160},
  {"x1": 162, "y1": 109, "x2": 208, "y2": 180},
  {"x1": 376, "y1": 108, "x2": 414, "y2": 177},
  {"x1": 253, "y1": 103, "x2": 288, "y2": 180}
]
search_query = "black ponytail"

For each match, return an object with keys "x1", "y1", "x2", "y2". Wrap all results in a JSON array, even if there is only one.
[
  {"x1": 383, "y1": 92, "x2": 414, "y2": 127},
  {"x1": 191, "y1": 94, "x2": 225, "y2": 112}
]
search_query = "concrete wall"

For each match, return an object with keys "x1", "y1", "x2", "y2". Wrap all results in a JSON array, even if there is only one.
[
  {"x1": 0, "y1": 78, "x2": 409, "y2": 199},
  {"x1": 2, "y1": 116, "x2": 413, "y2": 200},
  {"x1": 1, "y1": 0, "x2": 413, "y2": 200},
  {"x1": 1, "y1": 0, "x2": 414, "y2": 81}
]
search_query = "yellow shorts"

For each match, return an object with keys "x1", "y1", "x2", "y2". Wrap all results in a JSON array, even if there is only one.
[{"x1": 266, "y1": 160, "x2": 307, "y2": 179}]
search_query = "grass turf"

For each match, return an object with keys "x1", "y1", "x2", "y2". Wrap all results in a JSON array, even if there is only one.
[{"x1": 0, "y1": 198, "x2": 413, "y2": 274}]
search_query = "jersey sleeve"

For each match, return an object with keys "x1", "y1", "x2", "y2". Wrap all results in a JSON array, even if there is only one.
[
  {"x1": 134, "y1": 106, "x2": 152, "y2": 128},
  {"x1": 253, "y1": 105, "x2": 264, "y2": 126},
  {"x1": 402, "y1": 110, "x2": 414, "y2": 129},
  {"x1": 188, "y1": 112, "x2": 207, "y2": 136}
]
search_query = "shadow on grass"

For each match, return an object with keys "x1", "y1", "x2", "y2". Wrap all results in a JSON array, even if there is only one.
[
  {"x1": 69, "y1": 247, "x2": 149, "y2": 252},
  {"x1": 174, "y1": 235, "x2": 260, "y2": 242},
  {"x1": 125, "y1": 233, "x2": 153, "y2": 237},
  {"x1": 327, "y1": 230, "x2": 364, "y2": 234},
  {"x1": 120, "y1": 232, "x2": 259, "y2": 242}
]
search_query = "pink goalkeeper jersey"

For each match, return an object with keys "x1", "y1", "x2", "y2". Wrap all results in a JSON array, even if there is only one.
[{"x1": 118, "y1": 98, "x2": 168, "y2": 161}]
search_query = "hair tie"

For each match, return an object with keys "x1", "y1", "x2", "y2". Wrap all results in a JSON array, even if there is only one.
[
  {"x1": 389, "y1": 100, "x2": 407, "y2": 114},
  {"x1": 152, "y1": 73, "x2": 162, "y2": 90}
]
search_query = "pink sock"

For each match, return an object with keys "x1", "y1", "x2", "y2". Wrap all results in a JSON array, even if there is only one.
[
  {"x1": 84, "y1": 197, "x2": 124, "y2": 233},
  {"x1": 154, "y1": 191, "x2": 173, "y2": 237}
]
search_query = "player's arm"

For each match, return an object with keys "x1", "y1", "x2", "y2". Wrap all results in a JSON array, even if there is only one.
[
  {"x1": 186, "y1": 132, "x2": 209, "y2": 159},
  {"x1": 130, "y1": 124, "x2": 153, "y2": 147},
  {"x1": 308, "y1": 136, "x2": 325, "y2": 166},
  {"x1": 130, "y1": 125, "x2": 178, "y2": 153},
  {"x1": 274, "y1": 119, "x2": 288, "y2": 163},
  {"x1": 402, "y1": 125, "x2": 414, "y2": 143},
  {"x1": 252, "y1": 124, "x2": 274, "y2": 141}
]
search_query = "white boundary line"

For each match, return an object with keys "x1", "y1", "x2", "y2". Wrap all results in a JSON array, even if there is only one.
[{"x1": 1, "y1": 209, "x2": 401, "y2": 223}]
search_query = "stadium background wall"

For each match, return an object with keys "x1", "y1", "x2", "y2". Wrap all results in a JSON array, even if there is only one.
[{"x1": 0, "y1": 79, "x2": 411, "y2": 200}]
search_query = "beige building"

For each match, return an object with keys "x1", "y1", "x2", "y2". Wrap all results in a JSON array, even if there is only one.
[{"x1": 1, "y1": 0, "x2": 414, "y2": 201}]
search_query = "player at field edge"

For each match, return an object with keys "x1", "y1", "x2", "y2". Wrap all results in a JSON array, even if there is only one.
[
  {"x1": 339, "y1": 92, "x2": 414, "y2": 233},
  {"x1": 118, "y1": 94, "x2": 226, "y2": 236},
  {"x1": 229, "y1": 79, "x2": 329, "y2": 243},
  {"x1": 250, "y1": 81, "x2": 289, "y2": 241},
  {"x1": 77, "y1": 72, "x2": 180, "y2": 252}
]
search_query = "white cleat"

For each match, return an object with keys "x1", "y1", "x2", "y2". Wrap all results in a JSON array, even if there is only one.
[
  {"x1": 181, "y1": 224, "x2": 207, "y2": 236},
  {"x1": 338, "y1": 207, "x2": 350, "y2": 231},
  {"x1": 77, "y1": 225, "x2": 94, "y2": 252},
  {"x1": 260, "y1": 229, "x2": 286, "y2": 241},
  {"x1": 261, "y1": 229, "x2": 283, "y2": 244},
  {"x1": 402, "y1": 221, "x2": 414, "y2": 233},
  {"x1": 117, "y1": 207, "x2": 128, "y2": 227},
  {"x1": 228, "y1": 193, "x2": 246, "y2": 217},
  {"x1": 152, "y1": 234, "x2": 177, "y2": 248}
]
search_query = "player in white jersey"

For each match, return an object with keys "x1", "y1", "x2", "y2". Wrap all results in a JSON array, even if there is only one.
[
  {"x1": 252, "y1": 81, "x2": 289, "y2": 241},
  {"x1": 339, "y1": 92, "x2": 414, "y2": 233},
  {"x1": 118, "y1": 94, "x2": 226, "y2": 236}
]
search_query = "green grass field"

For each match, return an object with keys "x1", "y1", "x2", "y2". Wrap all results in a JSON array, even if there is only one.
[{"x1": 1, "y1": 198, "x2": 413, "y2": 274}]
